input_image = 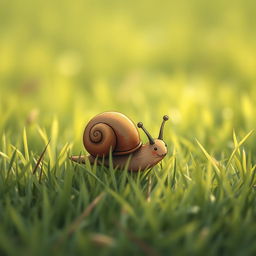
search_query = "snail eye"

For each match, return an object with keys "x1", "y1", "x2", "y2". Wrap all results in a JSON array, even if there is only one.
[
  {"x1": 154, "y1": 147, "x2": 157, "y2": 151},
  {"x1": 165, "y1": 144, "x2": 167, "y2": 147}
]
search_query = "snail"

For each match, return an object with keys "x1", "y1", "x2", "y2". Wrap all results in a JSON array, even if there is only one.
[{"x1": 70, "y1": 112, "x2": 169, "y2": 171}]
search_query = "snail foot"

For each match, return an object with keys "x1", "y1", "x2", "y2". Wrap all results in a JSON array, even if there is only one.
[{"x1": 70, "y1": 155, "x2": 95, "y2": 164}]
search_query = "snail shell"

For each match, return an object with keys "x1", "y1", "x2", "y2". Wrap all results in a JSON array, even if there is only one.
[{"x1": 83, "y1": 112, "x2": 142, "y2": 157}]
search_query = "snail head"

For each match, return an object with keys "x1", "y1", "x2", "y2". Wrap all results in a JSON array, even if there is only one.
[{"x1": 137, "y1": 115, "x2": 169, "y2": 159}]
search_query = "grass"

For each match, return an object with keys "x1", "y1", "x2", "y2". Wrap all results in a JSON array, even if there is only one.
[
  {"x1": 1, "y1": 0, "x2": 256, "y2": 255},
  {"x1": 0, "y1": 124, "x2": 256, "y2": 256}
]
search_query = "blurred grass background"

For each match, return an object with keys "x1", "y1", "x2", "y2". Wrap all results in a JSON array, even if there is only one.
[
  {"x1": 1, "y1": 0, "x2": 256, "y2": 152},
  {"x1": 1, "y1": 0, "x2": 256, "y2": 255}
]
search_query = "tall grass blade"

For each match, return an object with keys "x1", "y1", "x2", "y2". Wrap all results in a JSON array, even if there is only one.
[{"x1": 32, "y1": 139, "x2": 51, "y2": 174}]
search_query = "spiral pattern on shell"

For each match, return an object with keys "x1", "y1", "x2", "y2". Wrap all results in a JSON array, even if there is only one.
[
  {"x1": 83, "y1": 112, "x2": 142, "y2": 157},
  {"x1": 84, "y1": 123, "x2": 117, "y2": 157},
  {"x1": 90, "y1": 126, "x2": 103, "y2": 143}
]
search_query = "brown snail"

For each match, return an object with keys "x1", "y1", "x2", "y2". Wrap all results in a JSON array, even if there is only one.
[{"x1": 70, "y1": 112, "x2": 169, "y2": 171}]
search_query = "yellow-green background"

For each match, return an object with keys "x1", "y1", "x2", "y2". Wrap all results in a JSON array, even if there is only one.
[
  {"x1": 1, "y1": 0, "x2": 256, "y2": 151},
  {"x1": 1, "y1": 1, "x2": 256, "y2": 255}
]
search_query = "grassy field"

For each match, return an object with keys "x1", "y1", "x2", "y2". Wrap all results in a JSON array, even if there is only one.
[{"x1": 1, "y1": 0, "x2": 256, "y2": 255}]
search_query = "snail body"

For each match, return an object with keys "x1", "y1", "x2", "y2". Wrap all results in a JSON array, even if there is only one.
[{"x1": 71, "y1": 112, "x2": 169, "y2": 171}]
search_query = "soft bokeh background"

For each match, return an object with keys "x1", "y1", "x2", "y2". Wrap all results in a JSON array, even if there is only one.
[
  {"x1": 1, "y1": 0, "x2": 256, "y2": 153},
  {"x1": 1, "y1": 1, "x2": 256, "y2": 255}
]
